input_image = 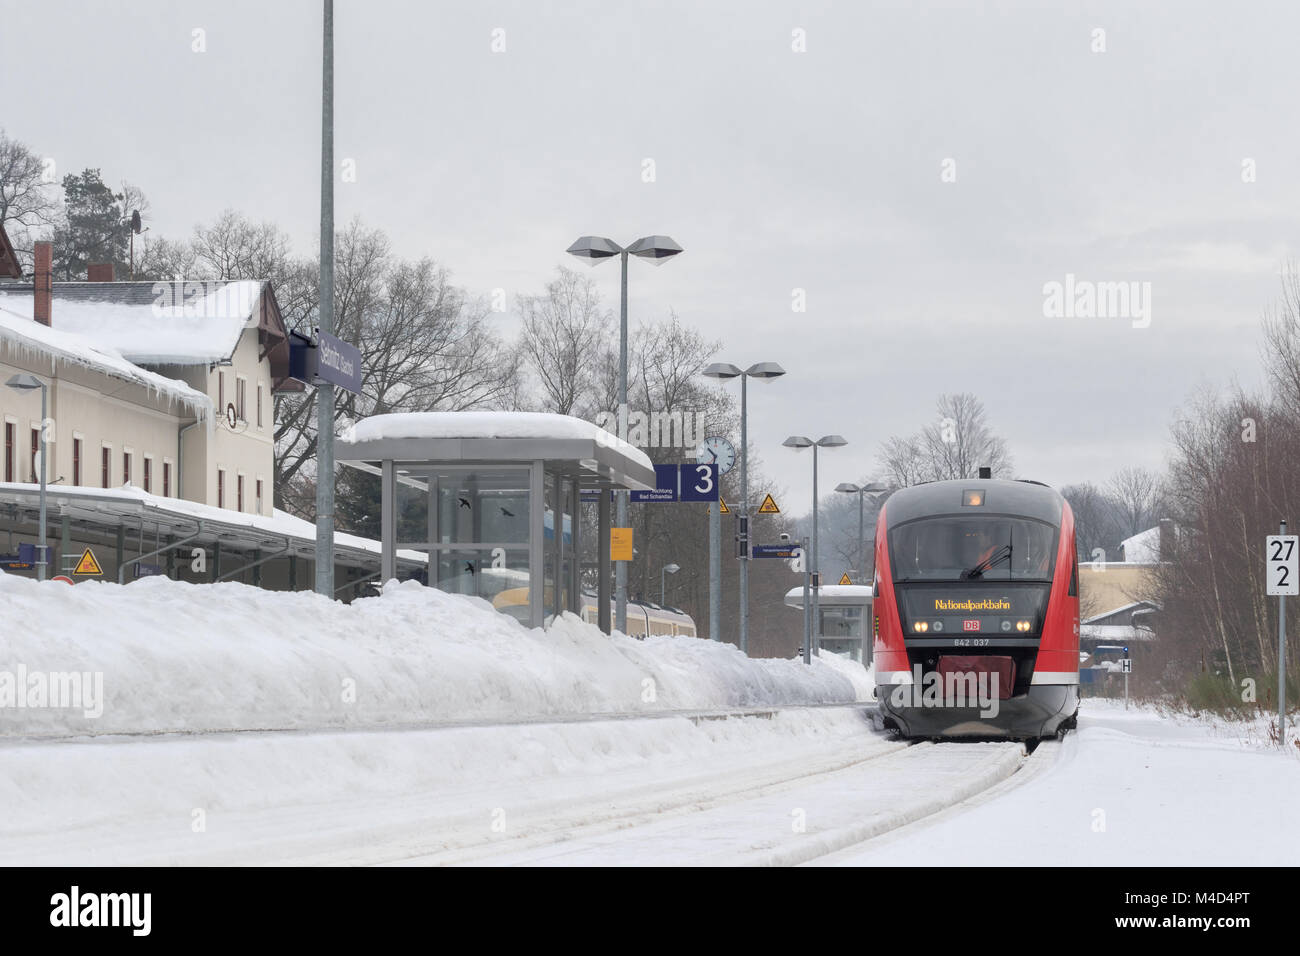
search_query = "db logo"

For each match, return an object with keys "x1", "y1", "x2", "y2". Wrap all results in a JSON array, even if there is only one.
[{"x1": 963, "y1": 620, "x2": 980, "y2": 632}]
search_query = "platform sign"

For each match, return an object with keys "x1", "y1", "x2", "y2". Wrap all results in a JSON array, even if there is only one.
[
  {"x1": 752, "y1": 544, "x2": 800, "y2": 559},
  {"x1": 630, "y1": 463, "x2": 718, "y2": 502},
  {"x1": 312, "y1": 331, "x2": 362, "y2": 394},
  {"x1": 72, "y1": 547, "x2": 102, "y2": 576},
  {"x1": 1266, "y1": 535, "x2": 1299, "y2": 595},
  {"x1": 1268, "y1": 526, "x2": 1293, "y2": 745},
  {"x1": 679, "y1": 463, "x2": 717, "y2": 502},
  {"x1": 135, "y1": 563, "x2": 165, "y2": 578}
]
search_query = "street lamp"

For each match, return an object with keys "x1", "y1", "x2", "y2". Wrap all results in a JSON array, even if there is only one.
[
  {"x1": 703, "y1": 361, "x2": 786, "y2": 654},
  {"x1": 834, "y1": 482, "x2": 888, "y2": 583},
  {"x1": 785, "y1": 435, "x2": 847, "y2": 664},
  {"x1": 6, "y1": 374, "x2": 48, "y2": 581},
  {"x1": 661, "y1": 562, "x2": 680, "y2": 605},
  {"x1": 568, "y1": 234, "x2": 683, "y2": 635}
]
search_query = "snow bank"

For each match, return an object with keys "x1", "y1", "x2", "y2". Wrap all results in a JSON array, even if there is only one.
[{"x1": 0, "y1": 574, "x2": 868, "y2": 737}]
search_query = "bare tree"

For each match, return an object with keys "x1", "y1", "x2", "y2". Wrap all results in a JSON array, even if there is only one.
[
  {"x1": 877, "y1": 392, "x2": 1013, "y2": 486},
  {"x1": 1061, "y1": 481, "x2": 1124, "y2": 563},
  {"x1": 274, "y1": 220, "x2": 518, "y2": 515},
  {"x1": 517, "y1": 267, "x2": 613, "y2": 416},
  {"x1": 190, "y1": 209, "x2": 294, "y2": 281},
  {"x1": 1108, "y1": 466, "x2": 1166, "y2": 539},
  {"x1": 0, "y1": 129, "x2": 58, "y2": 269}
]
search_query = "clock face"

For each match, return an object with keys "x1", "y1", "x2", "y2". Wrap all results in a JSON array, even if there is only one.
[{"x1": 697, "y1": 436, "x2": 736, "y2": 475}]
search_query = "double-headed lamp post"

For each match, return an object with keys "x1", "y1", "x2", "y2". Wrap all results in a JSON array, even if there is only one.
[
  {"x1": 834, "y1": 482, "x2": 888, "y2": 583},
  {"x1": 661, "y1": 562, "x2": 680, "y2": 605},
  {"x1": 784, "y1": 435, "x2": 847, "y2": 661},
  {"x1": 567, "y1": 235, "x2": 683, "y2": 635},
  {"x1": 6, "y1": 374, "x2": 48, "y2": 581},
  {"x1": 702, "y1": 361, "x2": 786, "y2": 654}
]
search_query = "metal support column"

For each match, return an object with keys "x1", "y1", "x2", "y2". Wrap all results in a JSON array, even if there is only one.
[
  {"x1": 709, "y1": 501, "x2": 720, "y2": 640},
  {"x1": 380, "y1": 459, "x2": 396, "y2": 583},
  {"x1": 598, "y1": 488, "x2": 611, "y2": 634},
  {"x1": 528, "y1": 461, "x2": 545, "y2": 628}
]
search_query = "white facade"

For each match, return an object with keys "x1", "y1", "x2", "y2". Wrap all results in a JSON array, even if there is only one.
[{"x1": 0, "y1": 280, "x2": 294, "y2": 518}]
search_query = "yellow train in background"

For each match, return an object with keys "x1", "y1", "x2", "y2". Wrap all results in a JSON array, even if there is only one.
[{"x1": 491, "y1": 585, "x2": 697, "y2": 638}]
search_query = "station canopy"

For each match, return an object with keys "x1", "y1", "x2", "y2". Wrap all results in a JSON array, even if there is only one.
[{"x1": 335, "y1": 412, "x2": 657, "y2": 630}]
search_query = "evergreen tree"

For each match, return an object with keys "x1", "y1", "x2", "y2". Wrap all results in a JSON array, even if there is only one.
[{"x1": 52, "y1": 169, "x2": 128, "y2": 279}]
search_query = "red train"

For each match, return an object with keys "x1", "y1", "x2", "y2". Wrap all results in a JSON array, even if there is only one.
[{"x1": 872, "y1": 475, "x2": 1080, "y2": 739}]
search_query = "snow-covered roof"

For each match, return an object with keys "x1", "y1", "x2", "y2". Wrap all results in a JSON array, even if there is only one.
[
  {"x1": 0, "y1": 306, "x2": 212, "y2": 421},
  {"x1": 784, "y1": 584, "x2": 874, "y2": 608},
  {"x1": 0, "y1": 280, "x2": 264, "y2": 365},
  {"x1": 342, "y1": 411, "x2": 654, "y2": 470},
  {"x1": 1080, "y1": 623, "x2": 1155, "y2": 642},
  {"x1": 1120, "y1": 526, "x2": 1162, "y2": 563}
]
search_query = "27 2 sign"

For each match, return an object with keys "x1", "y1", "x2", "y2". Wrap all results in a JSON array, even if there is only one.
[{"x1": 1266, "y1": 534, "x2": 1299, "y2": 596}]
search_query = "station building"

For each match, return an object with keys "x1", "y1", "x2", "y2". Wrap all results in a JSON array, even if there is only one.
[{"x1": 0, "y1": 232, "x2": 401, "y2": 593}]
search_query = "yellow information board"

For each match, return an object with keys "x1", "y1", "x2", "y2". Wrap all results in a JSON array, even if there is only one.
[{"x1": 611, "y1": 528, "x2": 634, "y2": 562}]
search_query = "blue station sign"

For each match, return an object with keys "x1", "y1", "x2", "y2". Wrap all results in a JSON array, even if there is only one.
[{"x1": 630, "y1": 463, "x2": 718, "y2": 503}]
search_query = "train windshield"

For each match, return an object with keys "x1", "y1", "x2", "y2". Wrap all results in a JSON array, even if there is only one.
[{"x1": 889, "y1": 515, "x2": 1058, "y2": 582}]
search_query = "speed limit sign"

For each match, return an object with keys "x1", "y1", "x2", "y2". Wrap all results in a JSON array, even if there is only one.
[{"x1": 1266, "y1": 535, "x2": 1299, "y2": 595}]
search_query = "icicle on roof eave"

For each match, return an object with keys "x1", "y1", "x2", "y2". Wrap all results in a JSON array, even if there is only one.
[{"x1": 2, "y1": 323, "x2": 213, "y2": 425}]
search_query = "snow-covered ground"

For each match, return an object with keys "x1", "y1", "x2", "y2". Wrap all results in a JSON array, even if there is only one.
[
  {"x1": 3, "y1": 571, "x2": 1295, "y2": 866},
  {"x1": 816, "y1": 698, "x2": 1300, "y2": 866}
]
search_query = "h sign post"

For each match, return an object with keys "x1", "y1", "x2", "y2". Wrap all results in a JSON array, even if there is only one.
[{"x1": 1266, "y1": 521, "x2": 1296, "y2": 745}]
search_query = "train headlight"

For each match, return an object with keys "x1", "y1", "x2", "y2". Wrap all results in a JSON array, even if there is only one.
[
  {"x1": 1016, "y1": 619, "x2": 1031, "y2": 632},
  {"x1": 912, "y1": 621, "x2": 929, "y2": 633}
]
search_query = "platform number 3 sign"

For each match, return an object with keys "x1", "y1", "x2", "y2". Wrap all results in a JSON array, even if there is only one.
[{"x1": 1266, "y1": 534, "x2": 1299, "y2": 596}]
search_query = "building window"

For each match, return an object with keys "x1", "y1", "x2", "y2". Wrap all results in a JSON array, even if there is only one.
[
  {"x1": 123, "y1": 451, "x2": 132, "y2": 486},
  {"x1": 217, "y1": 469, "x2": 225, "y2": 509},
  {"x1": 236, "y1": 377, "x2": 247, "y2": 422},
  {"x1": 143, "y1": 457, "x2": 152, "y2": 493},
  {"x1": 73, "y1": 438, "x2": 81, "y2": 486},
  {"x1": 256, "y1": 478, "x2": 264, "y2": 515},
  {"x1": 237, "y1": 474, "x2": 244, "y2": 512},
  {"x1": 102, "y1": 447, "x2": 110, "y2": 488},
  {"x1": 218, "y1": 371, "x2": 225, "y2": 414},
  {"x1": 4, "y1": 422, "x2": 12, "y2": 482},
  {"x1": 256, "y1": 383, "x2": 263, "y2": 428},
  {"x1": 163, "y1": 461, "x2": 171, "y2": 498},
  {"x1": 30, "y1": 428, "x2": 39, "y2": 482}
]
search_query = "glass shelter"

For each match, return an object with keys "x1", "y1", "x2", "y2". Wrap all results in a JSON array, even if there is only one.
[
  {"x1": 784, "y1": 584, "x2": 875, "y2": 662},
  {"x1": 335, "y1": 413, "x2": 656, "y2": 630}
]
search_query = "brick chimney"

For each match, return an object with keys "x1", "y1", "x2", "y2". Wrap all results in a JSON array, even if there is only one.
[
  {"x1": 87, "y1": 263, "x2": 114, "y2": 282},
  {"x1": 33, "y1": 241, "x2": 52, "y2": 327}
]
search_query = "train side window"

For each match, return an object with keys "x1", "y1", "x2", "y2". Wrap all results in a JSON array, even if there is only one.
[{"x1": 1069, "y1": 555, "x2": 1078, "y2": 596}]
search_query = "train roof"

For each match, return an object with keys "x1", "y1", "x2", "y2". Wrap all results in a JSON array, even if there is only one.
[{"x1": 882, "y1": 478, "x2": 1065, "y2": 527}]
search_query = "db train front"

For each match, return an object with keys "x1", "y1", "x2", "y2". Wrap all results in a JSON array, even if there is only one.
[{"x1": 873, "y1": 477, "x2": 1080, "y2": 739}]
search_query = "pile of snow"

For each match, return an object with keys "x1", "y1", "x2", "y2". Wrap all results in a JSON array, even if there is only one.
[{"x1": 0, "y1": 574, "x2": 870, "y2": 738}]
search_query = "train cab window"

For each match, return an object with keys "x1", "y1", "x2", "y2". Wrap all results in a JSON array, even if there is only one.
[
  {"x1": 1069, "y1": 554, "x2": 1078, "y2": 596},
  {"x1": 889, "y1": 516, "x2": 1058, "y2": 582}
]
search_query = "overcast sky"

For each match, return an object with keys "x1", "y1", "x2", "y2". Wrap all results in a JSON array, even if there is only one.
[{"x1": 3, "y1": 0, "x2": 1295, "y2": 511}]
